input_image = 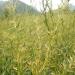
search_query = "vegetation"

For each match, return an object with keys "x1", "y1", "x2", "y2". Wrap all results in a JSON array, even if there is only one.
[
  {"x1": 0, "y1": 0, "x2": 75, "y2": 75},
  {"x1": 0, "y1": 0, "x2": 39, "y2": 17}
]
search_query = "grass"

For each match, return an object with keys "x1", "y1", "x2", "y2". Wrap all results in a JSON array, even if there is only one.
[{"x1": 0, "y1": 11, "x2": 75, "y2": 75}]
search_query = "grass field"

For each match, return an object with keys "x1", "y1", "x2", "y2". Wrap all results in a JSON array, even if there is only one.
[{"x1": 0, "y1": 11, "x2": 75, "y2": 75}]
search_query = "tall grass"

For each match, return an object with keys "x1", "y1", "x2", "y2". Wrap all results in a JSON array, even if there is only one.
[{"x1": 0, "y1": 10, "x2": 75, "y2": 75}]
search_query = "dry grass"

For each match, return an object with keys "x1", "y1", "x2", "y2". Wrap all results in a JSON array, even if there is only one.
[{"x1": 0, "y1": 11, "x2": 75, "y2": 75}]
